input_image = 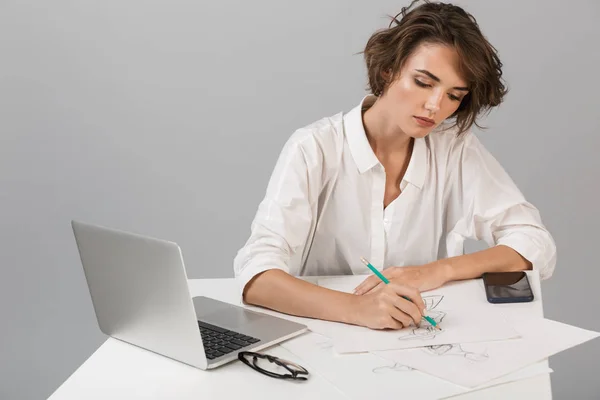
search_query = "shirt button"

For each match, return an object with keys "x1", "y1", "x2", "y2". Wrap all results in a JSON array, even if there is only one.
[{"x1": 383, "y1": 218, "x2": 390, "y2": 224}]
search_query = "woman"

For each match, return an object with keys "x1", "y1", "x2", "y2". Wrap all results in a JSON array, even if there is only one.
[{"x1": 233, "y1": 1, "x2": 556, "y2": 330}]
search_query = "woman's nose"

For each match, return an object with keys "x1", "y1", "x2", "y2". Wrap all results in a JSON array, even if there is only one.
[{"x1": 425, "y1": 91, "x2": 443, "y2": 114}]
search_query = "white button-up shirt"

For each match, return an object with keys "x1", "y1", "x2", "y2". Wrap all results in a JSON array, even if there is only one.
[{"x1": 234, "y1": 95, "x2": 557, "y2": 297}]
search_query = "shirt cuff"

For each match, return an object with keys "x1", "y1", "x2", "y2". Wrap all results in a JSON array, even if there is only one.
[{"x1": 496, "y1": 232, "x2": 556, "y2": 280}]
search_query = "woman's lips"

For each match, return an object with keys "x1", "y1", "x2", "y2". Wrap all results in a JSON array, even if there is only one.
[{"x1": 414, "y1": 116, "x2": 435, "y2": 127}]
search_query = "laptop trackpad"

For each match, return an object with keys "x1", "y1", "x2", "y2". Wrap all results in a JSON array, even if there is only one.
[{"x1": 193, "y1": 296, "x2": 266, "y2": 330}]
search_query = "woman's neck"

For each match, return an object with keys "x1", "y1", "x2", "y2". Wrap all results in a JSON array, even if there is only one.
[{"x1": 362, "y1": 98, "x2": 413, "y2": 162}]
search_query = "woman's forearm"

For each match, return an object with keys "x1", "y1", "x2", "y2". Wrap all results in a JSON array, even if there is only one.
[
  {"x1": 440, "y1": 244, "x2": 532, "y2": 282},
  {"x1": 243, "y1": 269, "x2": 359, "y2": 324}
]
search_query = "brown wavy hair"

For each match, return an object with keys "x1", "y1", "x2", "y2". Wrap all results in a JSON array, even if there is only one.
[{"x1": 362, "y1": 0, "x2": 508, "y2": 134}]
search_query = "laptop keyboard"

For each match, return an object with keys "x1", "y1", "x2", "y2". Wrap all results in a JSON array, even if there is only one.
[{"x1": 198, "y1": 320, "x2": 260, "y2": 360}]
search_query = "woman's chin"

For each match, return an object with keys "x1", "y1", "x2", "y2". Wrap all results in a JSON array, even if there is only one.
[
  {"x1": 406, "y1": 126, "x2": 434, "y2": 138},
  {"x1": 396, "y1": 120, "x2": 436, "y2": 139}
]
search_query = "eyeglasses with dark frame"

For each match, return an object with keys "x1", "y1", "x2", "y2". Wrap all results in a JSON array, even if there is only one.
[{"x1": 238, "y1": 351, "x2": 309, "y2": 381}]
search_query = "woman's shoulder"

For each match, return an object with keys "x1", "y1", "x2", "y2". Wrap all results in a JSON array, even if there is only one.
[
  {"x1": 425, "y1": 124, "x2": 483, "y2": 161},
  {"x1": 288, "y1": 111, "x2": 344, "y2": 144},
  {"x1": 283, "y1": 111, "x2": 346, "y2": 164}
]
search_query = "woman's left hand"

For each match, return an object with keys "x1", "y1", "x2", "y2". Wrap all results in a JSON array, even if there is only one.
[{"x1": 353, "y1": 262, "x2": 452, "y2": 295}]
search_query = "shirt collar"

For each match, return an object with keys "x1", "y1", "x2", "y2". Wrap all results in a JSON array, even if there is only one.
[
  {"x1": 403, "y1": 135, "x2": 426, "y2": 190},
  {"x1": 343, "y1": 95, "x2": 380, "y2": 174},
  {"x1": 343, "y1": 95, "x2": 427, "y2": 189}
]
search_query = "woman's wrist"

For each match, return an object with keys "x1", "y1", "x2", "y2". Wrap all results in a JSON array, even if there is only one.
[
  {"x1": 342, "y1": 292, "x2": 364, "y2": 326},
  {"x1": 433, "y1": 259, "x2": 455, "y2": 284}
]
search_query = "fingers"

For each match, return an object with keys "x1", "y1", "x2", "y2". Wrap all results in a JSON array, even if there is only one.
[
  {"x1": 363, "y1": 282, "x2": 383, "y2": 295},
  {"x1": 391, "y1": 295, "x2": 422, "y2": 327},
  {"x1": 385, "y1": 306, "x2": 411, "y2": 329},
  {"x1": 353, "y1": 275, "x2": 380, "y2": 295},
  {"x1": 389, "y1": 283, "x2": 426, "y2": 317}
]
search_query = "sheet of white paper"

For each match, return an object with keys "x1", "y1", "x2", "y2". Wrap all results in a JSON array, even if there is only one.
[
  {"x1": 373, "y1": 318, "x2": 599, "y2": 388},
  {"x1": 280, "y1": 331, "x2": 552, "y2": 400},
  {"x1": 280, "y1": 331, "x2": 467, "y2": 400},
  {"x1": 465, "y1": 362, "x2": 552, "y2": 392},
  {"x1": 313, "y1": 277, "x2": 520, "y2": 353}
]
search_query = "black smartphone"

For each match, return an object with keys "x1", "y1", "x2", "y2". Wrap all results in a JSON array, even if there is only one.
[{"x1": 482, "y1": 271, "x2": 534, "y2": 304}]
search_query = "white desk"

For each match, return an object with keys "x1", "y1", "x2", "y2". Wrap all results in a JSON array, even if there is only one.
[{"x1": 49, "y1": 274, "x2": 552, "y2": 399}]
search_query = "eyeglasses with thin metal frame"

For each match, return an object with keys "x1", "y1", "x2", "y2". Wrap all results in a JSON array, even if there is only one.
[{"x1": 238, "y1": 351, "x2": 309, "y2": 381}]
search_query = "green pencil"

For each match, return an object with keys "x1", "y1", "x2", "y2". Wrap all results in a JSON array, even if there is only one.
[{"x1": 359, "y1": 257, "x2": 441, "y2": 330}]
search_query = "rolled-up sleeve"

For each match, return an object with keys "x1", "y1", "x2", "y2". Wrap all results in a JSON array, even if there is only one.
[
  {"x1": 233, "y1": 132, "x2": 318, "y2": 301},
  {"x1": 454, "y1": 133, "x2": 557, "y2": 279}
]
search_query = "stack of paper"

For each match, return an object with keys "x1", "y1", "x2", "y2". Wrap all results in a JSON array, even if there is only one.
[
  {"x1": 280, "y1": 331, "x2": 553, "y2": 400},
  {"x1": 276, "y1": 273, "x2": 599, "y2": 395},
  {"x1": 372, "y1": 317, "x2": 598, "y2": 388}
]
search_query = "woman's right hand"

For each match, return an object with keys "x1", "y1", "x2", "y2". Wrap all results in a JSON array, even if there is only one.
[{"x1": 351, "y1": 282, "x2": 426, "y2": 330}]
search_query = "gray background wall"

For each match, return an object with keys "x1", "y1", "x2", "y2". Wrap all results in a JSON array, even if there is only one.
[{"x1": 1, "y1": 1, "x2": 598, "y2": 399}]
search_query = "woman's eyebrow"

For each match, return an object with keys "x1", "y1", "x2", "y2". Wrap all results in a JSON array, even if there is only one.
[{"x1": 415, "y1": 69, "x2": 469, "y2": 91}]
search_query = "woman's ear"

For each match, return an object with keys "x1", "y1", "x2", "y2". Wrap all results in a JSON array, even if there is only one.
[
  {"x1": 381, "y1": 69, "x2": 393, "y2": 82},
  {"x1": 379, "y1": 69, "x2": 395, "y2": 96}
]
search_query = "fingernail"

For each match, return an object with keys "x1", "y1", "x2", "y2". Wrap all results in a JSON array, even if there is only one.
[{"x1": 422, "y1": 308, "x2": 428, "y2": 316}]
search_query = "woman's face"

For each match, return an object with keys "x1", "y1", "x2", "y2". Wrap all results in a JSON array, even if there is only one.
[{"x1": 380, "y1": 43, "x2": 469, "y2": 138}]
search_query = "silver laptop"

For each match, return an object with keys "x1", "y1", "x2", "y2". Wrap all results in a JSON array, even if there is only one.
[{"x1": 71, "y1": 220, "x2": 307, "y2": 370}]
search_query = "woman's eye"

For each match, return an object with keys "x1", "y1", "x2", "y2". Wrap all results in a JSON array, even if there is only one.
[
  {"x1": 414, "y1": 78, "x2": 462, "y2": 102},
  {"x1": 414, "y1": 79, "x2": 431, "y2": 88}
]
